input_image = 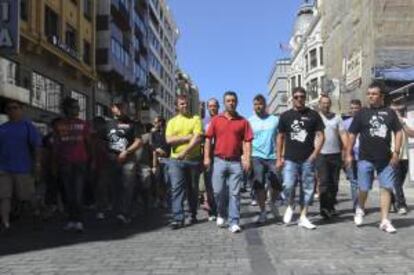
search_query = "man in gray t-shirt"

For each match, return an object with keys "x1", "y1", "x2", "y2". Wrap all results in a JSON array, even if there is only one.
[{"x1": 317, "y1": 96, "x2": 348, "y2": 219}]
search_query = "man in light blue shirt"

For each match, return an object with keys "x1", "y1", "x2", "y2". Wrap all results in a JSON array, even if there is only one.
[{"x1": 248, "y1": 94, "x2": 281, "y2": 224}]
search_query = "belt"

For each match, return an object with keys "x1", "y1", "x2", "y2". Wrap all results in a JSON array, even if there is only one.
[{"x1": 216, "y1": 156, "x2": 241, "y2": 162}]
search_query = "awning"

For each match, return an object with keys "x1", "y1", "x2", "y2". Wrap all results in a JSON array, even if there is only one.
[{"x1": 374, "y1": 67, "x2": 414, "y2": 82}]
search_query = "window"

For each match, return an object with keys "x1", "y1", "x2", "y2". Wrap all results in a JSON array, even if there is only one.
[
  {"x1": 290, "y1": 76, "x2": 296, "y2": 89},
  {"x1": 309, "y1": 78, "x2": 318, "y2": 99},
  {"x1": 45, "y1": 6, "x2": 59, "y2": 40},
  {"x1": 83, "y1": 0, "x2": 92, "y2": 20},
  {"x1": 95, "y1": 104, "x2": 109, "y2": 117},
  {"x1": 71, "y1": 91, "x2": 87, "y2": 119},
  {"x1": 21, "y1": 0, "x2": 28, "y2": 21},
  {"x1": 298, "y1": 75, "x2": 302, "y2": 87},
  {"x1": 310, "y1": 48, "x2": 317, "y2": 69},
  {"x1": 83, "y1": 40, "x2": 91, "y2": 65},
  {"x1": 305, "y1": 54, "x2": 309, "y2": 72},
  {"x1": 66, "y1": 24, "x2": 77, "y2": 51},
  {"x1": 0, "y1": 57, "x2": 17, "y2": 85},
  {"x1": 319, "y1": 47, "x2": 324, "y2": 66},
  {"x1": 32, "y1": 72, "x2": 62, "y2": 113}
]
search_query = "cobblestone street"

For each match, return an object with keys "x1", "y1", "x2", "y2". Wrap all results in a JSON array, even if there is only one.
[{"x1": 1, "y1": 181, "x2": 414, "y2": 275}]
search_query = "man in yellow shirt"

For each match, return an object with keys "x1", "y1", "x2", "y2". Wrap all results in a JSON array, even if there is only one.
[{"x1": 166, "y1": 95, "x2": 203, "y2": 229}]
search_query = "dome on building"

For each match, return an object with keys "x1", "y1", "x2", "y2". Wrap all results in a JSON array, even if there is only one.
[
  {"x1": 293, "y1": 2, "x2": 315, "y2": 37},
  {"x1": 290, "y1": 1, "x2": 315, "y2": 51}
]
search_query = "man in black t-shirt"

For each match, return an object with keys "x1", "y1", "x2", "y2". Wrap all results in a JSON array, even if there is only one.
[
  {"x1": 276, "y1": 87, "x2": 325, "y2": 230},
  {"x1": 106, "y1": 101, "x2": 142, "y2": 224},
  {"x1": 346, "y1": 82, "x2": 403, "y2": 233}
]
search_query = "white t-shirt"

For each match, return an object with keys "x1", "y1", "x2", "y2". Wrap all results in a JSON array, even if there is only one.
[{"x1": 320, "y1": 113, "x2": 345, "y2": 154}]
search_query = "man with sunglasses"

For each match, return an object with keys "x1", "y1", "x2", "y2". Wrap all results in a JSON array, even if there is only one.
[
  {"x1": 0, "y1": 99, "x2": 41, "y2": 230},
  {"x1": 276, "y1": 87, "x2": 325, "y2": 230}
]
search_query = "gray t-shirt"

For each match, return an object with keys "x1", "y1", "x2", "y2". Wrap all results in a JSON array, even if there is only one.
[{"x1": 320, "y1": 113, "x2": 345, "y2": 154}]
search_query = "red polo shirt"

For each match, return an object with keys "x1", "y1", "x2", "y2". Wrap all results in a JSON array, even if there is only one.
[{"x1": 205, "y1": 113, "x2": 253, "y2": 159}]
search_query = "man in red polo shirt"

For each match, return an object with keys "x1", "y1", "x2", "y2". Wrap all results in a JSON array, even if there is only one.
[{"x1": 204, "y1": 91, "x2": 253, "y2": 233}]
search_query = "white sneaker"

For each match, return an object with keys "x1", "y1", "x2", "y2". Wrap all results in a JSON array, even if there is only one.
[
  {"x1": 354, "y1": 207, "x2": 364, "y2": 226},
  {"x1": 208, "y1": 216, "x2": 217, "y2": 222},
  {"x1": 255, "y1": 212, "x2": 267, "y2": 224},
  {"x1": 63, "y1": 222, "x2": 76, "y2": 231},
  {"x1": 271, "y1": 204, "x2": 280, "y2": 219},
  {"x1": 96, "y1": 212, "x2": 105, "y2": 220},
  {"x1": 216, "y1": 217, "x2": 226, "y2": 228},
  {"x1": 398, "y1": 207, "x2": 408, "y2": 215},
  {"x1": 116, "y1": 214, "x2": 131, "y2": 225},
  {"x1": 379, "y1": 219, "x2": 397, "y2": 234},
  {"x1": 251, "y1": 200, "x2": 258, "y2": 206},
  {"x1": 298, "y1": 217, "x2": 316, "y2": 230},
  {"x1": 75, "y1": 222, "x2": 84, "y2": 233},
  {"x1": 283, "y1": 206, "x2": 293, "y2": 224},
  {"x1": 229, "y1": 224, "x2": 242, "y2": 233}
]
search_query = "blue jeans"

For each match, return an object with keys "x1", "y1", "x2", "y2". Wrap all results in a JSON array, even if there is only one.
[
  {"x1": 204, "y1": 165, "x2": 217, "y2": 217},
  {"x1": 282, "y1": 160, "x2": 315, "y2": 207},
  {"x1": 168, "y1": 159, "x2": 201, "y2": 222},
  {"x1": 345, "y1": 160, "x2": 358, "y2": 209},
  {"x1": 357, "y1": 160, "x2": 396, "y2": 192},
  {"x1": 212, "y1": 157, "x2": 243, "y2": 226}
]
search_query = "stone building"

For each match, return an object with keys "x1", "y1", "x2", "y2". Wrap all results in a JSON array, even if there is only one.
[
  {"x1": 321, "y1": 0, "x2": 414, "y2": 111},
  {"x1": 0, "y1": 0, "x2": 97, "y2": 131},
  {"x1": 268, "y1": 58, "x2": 290, "y2": 114}
]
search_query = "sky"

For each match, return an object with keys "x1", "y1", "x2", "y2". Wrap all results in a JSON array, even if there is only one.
[{"x1": 168, "y1": 0, "x2": 303, "y2": 116}]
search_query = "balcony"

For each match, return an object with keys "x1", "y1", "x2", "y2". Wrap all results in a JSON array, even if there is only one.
[{"x1": 111, "y1": 0, "x2": 131, "y2": 31}]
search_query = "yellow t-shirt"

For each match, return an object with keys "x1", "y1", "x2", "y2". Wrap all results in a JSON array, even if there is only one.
[{"x1": 166, "y1": 114, "x2": 203, "y2": 159}]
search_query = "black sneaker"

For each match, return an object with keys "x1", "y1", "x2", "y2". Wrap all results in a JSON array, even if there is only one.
[{"x1": 320, "y1": 208, "x2": 332, "y2": 220}]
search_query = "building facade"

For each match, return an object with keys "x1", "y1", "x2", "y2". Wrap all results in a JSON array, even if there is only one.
[
  {"x1": 288, "y1": 1, "x2": 327, "y2": 110},
  {"x1": 176, "y1": 69, "x2": 200, "y2": 116},
  {"x1": 268, "y1": 58, "x2": 290, "y2": 114},
  {"x1": 322, "y1": 0, "x2": 414, "y2": 111},
  {"x1": 147, "y1": 0, "x2": 179, "y2": 121},
  {"x1": 0, "y1": 0, "x2": 97, "y2": 131},
  {"x1": 96, "y1": 0, "x2": 149, "y2": 120}
]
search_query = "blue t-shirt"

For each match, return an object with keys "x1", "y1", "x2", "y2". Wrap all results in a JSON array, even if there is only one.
[
  {"x1": 0, "y1": 120, "x2": 41, "y2": 173},
  {"x1": 248, "y1": 114, "x2": 279, "y2": 160}
]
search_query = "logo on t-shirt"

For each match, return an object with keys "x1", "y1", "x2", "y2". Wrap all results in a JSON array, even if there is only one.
[
  {"x1": 290, "y1": 119, "x2": 308, "y2": 143},
  {"x1": 369, "y1": 115, "x2": 387, "y2": 138}
]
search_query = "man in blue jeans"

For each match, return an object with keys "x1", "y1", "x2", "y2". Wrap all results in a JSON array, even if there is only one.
[
  {"x1": 346, "y1": 81, "x2": 403, "y2": 233},
  {"x1": 204, "y1": 91, "x2": 253, "y2": 233},
  {"x1": 276, "y1": 87, "x2": 325, "y2": 230},
  {"x1": 166, "y1": 95, "x2": 203, "y2": 229},
  {"x1": 248, "y1": 94, "x2": 281, "y2": 224},
  {"x1": 343, "y1": 99, "x2": 362, "y2": 211}
]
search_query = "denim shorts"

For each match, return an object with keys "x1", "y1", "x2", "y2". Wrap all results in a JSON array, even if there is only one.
[
  {"x1": 251, "y1": 157, "x2": 281, "y2": 191},
  {"x1": 357, "y1": 160, "x2": 396, "y2": 192}
]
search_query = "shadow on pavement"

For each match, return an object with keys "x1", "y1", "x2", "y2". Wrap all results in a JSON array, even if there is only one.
[{"x1": 0, "y1": 209, "x2": 169, "y2": 257}]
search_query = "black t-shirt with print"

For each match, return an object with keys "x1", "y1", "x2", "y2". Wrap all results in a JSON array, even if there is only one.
[
  {"x1": 107, "y1": 116, "x2": 142, "y2": 153},
  {"x1": 349, "y1": 106, "x2": 402, "y2": 161},
  {"x1": 278, "y1": 108, "x2": 325, "y2": 162}
]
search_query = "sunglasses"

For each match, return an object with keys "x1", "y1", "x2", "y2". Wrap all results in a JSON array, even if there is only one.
[{"x1": 293, "y1": 95, "x2": 306, "y2": 100}]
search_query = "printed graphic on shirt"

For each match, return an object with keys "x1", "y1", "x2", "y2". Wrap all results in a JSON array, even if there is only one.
[
  {"x1": 290, "y1": 119, "x2": 307, "y2": 143},
  {"x1": 369, "y1": 115, "x2": 387, "y2": 138},
  {"x1": 108, "y1": 123, "x2": 131, "y2": 152}
]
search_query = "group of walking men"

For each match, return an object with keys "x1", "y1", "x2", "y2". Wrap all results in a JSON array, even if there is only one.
[
  {"x1": 167, "y1": 81, "x2": 410, "y2": 234},
  {"x1": 0, "y1": 80, "x2": 411, "y2": 234}
]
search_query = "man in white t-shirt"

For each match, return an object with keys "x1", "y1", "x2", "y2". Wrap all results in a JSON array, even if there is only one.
[{"x1": 317, "y1": 95, "x2": 348, "y2": 219}]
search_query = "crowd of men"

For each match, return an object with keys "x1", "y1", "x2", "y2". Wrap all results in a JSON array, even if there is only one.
[{"x1": 0, "y1": 81, "x2": 412, "y2": 234}]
